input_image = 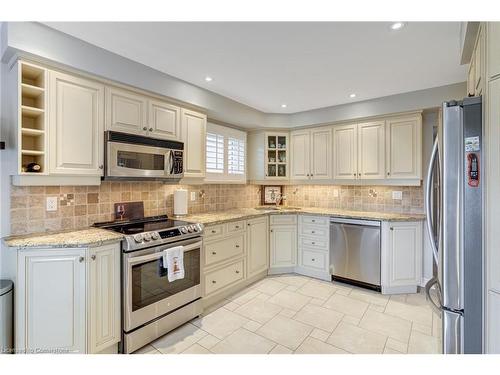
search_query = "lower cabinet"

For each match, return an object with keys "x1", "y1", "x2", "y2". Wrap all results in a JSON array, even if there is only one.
[
  {"x1": 269, "y1": 216, "x2": 297, "y2": 273},
  {"x1": 487, "y1": 290, "x2": 500, "y2": 353},
  {"x1": 247, "y1": 217, "x2": 269, "y2": 278},
  {"x1": 381, "y1": 221, "x2": 423, "y2": 294},
  {"x1": 296, "y1": 215, "x2": 330, "y2": 281},
  {"x1": 14, "y1": 243, "x2": 121, "y2": 354}
]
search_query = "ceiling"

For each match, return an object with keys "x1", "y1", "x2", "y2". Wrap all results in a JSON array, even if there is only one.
[{"x1": 44, "y1": 22, "x2": 466, "y2": 114}]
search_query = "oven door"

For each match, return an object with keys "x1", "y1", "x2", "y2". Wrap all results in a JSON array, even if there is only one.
[
  {"x1": 108, "y1": 141, "x2": 173, "y2": 178},
  {"x1": 123, "y1": 239, "x2": 202, "y2": 332}
]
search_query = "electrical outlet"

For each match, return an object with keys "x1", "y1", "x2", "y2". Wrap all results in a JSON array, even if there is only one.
[
  {"x1": 190, "y1": 192, "x2": 196, "y2": 201},
  {"x1": 46, "y1": 196, "x2": 58, "y2": 211},
  {"x1": 392, "y1": 191, "x2": 403, "y2": 200},
  {"x1": 333, "y1": 189, "x2": 339, "y2": 198}
]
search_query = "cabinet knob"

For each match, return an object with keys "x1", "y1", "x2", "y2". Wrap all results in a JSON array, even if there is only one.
[
  {"x1": 212, "y1": 251, "x2": 217, "y2": 255},
  {"x1": 387, "y1": 172, "x2": 390, "y2": 176},
  {"x1": 358, "y1": 173, "x2": 361, "y2": 177},
  {"x1": 312, "y1": 220, "x2": 315, "y2": 223},
  {"x1": 390, "y1": 227, "x2": 394, "y2": 231},
  {"x1": 270, "y1": 229, "x2": 274, "y2": 233},
  {"x1": 312, "y1": 258, "x2": 315, "y2": 261},
  {"x1": 91, "y1": 255, "x2": 96, "y2": 261},
  {"x1": 235, "y1": 225, "x2": 240, "y2": 229},
  {"x1": 99, "y1": 165, "x2": 104, "y2": 170},
  {"x1": 247, "y1": 223, "x2": 251, "y2": 226},
  {"x1": 312, "y1": 242, "x2": 315, "y2": 245},
  {"x1": 235, "y1": 270, "x2": 240, "y2": 274},
  {"x1": 211, "y1": 230, "x2": 216, "y2": 234},
  {"x1": 212, "y1": 280, "x2": 216, "y2": 284},
  {"x1": 149, "y1": 128, "x2": 153, "y2": 132},
  {"x1": 311, "y1": 230, "x2": 315, "y2": 234},
  {"x1": 143, "y1": 126, "x2": 148, "y2": 131},
  {"x1": 311, "y1": 174, "x2": 313, "y2": 177},
  {"x1": 79, "y1": 256, "x2": 85, "y2": 263},
  {"x1": 235, "y1": 244, "x2": 240, "y2": 248},
  {"x1": 353, "y1": 173, "x2": 356, "y2": 177}
]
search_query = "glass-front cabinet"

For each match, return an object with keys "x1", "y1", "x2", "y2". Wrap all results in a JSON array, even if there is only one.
[{"x1": 265, "y1": 132, "x2": 288, "y2": 179}]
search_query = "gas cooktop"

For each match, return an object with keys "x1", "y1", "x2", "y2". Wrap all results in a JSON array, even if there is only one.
[{"x1": 93, "y1": 215, "x2": 203, "y2": 252}]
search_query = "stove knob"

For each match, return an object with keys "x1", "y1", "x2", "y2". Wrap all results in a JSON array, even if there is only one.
[
  {"x1": 151, "y1": 232, "x2": 160, "y2": 240},
  {"x1": 193, "y1": 226, "x2": 199, "y2": 232},
  {"x1": 133, "y1": 234, "x2": 143, "y2": 243},
  {"x1": 180, "y1": 227, "x2": 188, "y2": 234},
  {"x1": 188, "y1": 225, "x2": 194, "y2": 233},
  {"x1": 143, "y1": 233, "x2": 152, "y2": 242}
]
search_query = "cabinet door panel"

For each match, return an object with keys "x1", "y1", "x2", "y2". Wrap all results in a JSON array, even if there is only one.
[
  {"x1": 311, "y1": 128, "x2": 332, "y2": 179},
  {"x1": 488, "y1": 22, "x2": 500, "y2": 79},
  {"x1": 290, "y1": 131, "x2": 310, "y2": 180},
  {"x1": 105, "y1": 87, "x2": 147, "y2": 134},
  {"x1": 181, "y1": 109, "x2": 206, "y2": 178},
  {"x1": 149, "y1": 100, "x2": 180, "y2": 140},
  {"x1": 247, "y1": 217, "x2": 269, "y2": 278},
  {"x1": 270, "y1": 225, "x2": 297, "y2": 267},
  {"x1": 386, "y1": 116, "x2": 422, "y2": 179},
  {"x1": 488, "y1": 291, "x2": 500, "y2": 353},
  {"x1": 49, "y1": 71, "x2": 104, "y2": 175},
  {"x1": 358, "y1": 121, "x2": 385, "y2": 179},
  {"x1": 88, "y1": 244, "x2": 121, "y2": 354},
  {"x1": 20, "y1": 248, "x2": 86, "y2": 353},
  {"x1": 333, "y1": 124, "x2": 357, "y2": 179}
]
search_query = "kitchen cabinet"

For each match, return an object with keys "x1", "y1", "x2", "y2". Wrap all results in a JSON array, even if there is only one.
[
  {"x1": 148, "y1": 99, "x2": 181, "y2": 140},
  {"x1": 333, "y1": 123, "x2": 358, "y2": 179},
  {"x1": 357, "y1": 120, "x2": 386, "y2": 179},
  {"x1": 290, "y1": 128, "x2": 332, "y2": 180},
  {"x1": 487, "y1": 291, "x2": 500, "y2": 353},
  {"x1": 247, "y1": 217, "x2": 269, "y2": 278},
  {"x1": 105, "y1": 86, "x2": 148, "y2": 135},
  {"x1": 488, "y1": 22, "x2": 500, "y2": 79},
  {"x1": 386, "y1": 115, "x2": 422, "y2": 179},
  {"x1": 381, "y1": 221, "x2": 422, "y2": 294},
  {"x1": 269, "y1": 215, "x2": 297, "y2": 273},
  {"x1": 11, "y1": 243, "x2": 121, "y2": 354},
  {"x1": 265, "y1": 132, "x2": 289, "y2": 179},
  {"x1": 48, "y1": 70, "x2": 104, "y2": 176},
  {"x1": 297, "y1": 215, "x2": 330, "y2": 281},
  {"x1": 467, "y1": 24, "x2": 485, "y2": 96},
  {"x1": 181, "y1": 109, "x2": 207, "y2": 178}
]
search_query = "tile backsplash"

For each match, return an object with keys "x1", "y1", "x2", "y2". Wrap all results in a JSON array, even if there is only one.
[{"x1": 9, "y1": 182, "x2": 423, "y2": 235}]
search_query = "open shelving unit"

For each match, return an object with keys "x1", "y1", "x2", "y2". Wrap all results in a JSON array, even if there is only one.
[{"x1": 18, "y1": 62, "x2": 47, "y2": 174}]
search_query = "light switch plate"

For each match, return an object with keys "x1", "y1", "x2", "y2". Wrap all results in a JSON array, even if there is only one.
[
  {"x1": 190, "y1": 192, "x2": 196, "y2": 201},
  {"x1": 333, "y1": 189, "x2": 339, "y2": 198},
  {"x1": 46, "y1": 196, "x2": 58, "y2": 211},
  {"x1": 392, "y1": 191, "x2": 403, "y2": 200}
]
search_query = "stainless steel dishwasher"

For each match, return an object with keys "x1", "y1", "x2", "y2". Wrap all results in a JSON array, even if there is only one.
[{"x1": 330, "y1": 218, "x2": 381, "y2": 291}]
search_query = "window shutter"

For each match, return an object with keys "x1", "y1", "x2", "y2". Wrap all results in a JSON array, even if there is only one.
[
  {"x1": 228, "y1": 137, "x2": 245, "y2": 175},
  {"x1": 206, "y1": 132, "x2": 224, "y2": 173}
]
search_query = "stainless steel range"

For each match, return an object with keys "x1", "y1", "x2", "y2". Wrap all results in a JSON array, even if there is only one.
[{"x1": 94, "y1": 215, "x2": 204, "y2": 354}]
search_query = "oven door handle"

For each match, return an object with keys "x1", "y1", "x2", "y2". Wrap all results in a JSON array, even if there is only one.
[{"x1": 127, "y1": 241, "x2": 202, "y2": 266}]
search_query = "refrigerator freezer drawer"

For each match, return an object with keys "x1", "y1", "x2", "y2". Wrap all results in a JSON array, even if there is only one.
[{"x1": 329, "y1": 220, "x2": 381, "y2": 287}]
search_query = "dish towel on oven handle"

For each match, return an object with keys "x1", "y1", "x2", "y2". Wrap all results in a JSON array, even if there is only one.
[{"x1": 162, "y1": 246, "x2": 185, "y2": 282}]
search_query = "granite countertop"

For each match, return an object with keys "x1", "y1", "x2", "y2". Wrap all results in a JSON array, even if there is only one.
[
  {"x1": 183, "y1": 207, "x2": 425, "y2": 226},
  {"x1": 3, "y1": 228, "x2": 124, "y2": 249}
]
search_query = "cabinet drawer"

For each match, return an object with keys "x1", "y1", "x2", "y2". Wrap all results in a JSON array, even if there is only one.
[
  {"x1": 204, "y1": 259, "x2": 245, "y2": 296},
  {"x1": 301, "y1": 249, "x2": 327, "y2": 271},
  {"x1": 300, "y1": 225, "x2": 329, "y2": 238},
  {"x1": 300, "y1": 236, "x2": 329, "y2": 251},
  {"x1": 204, "y1": 234, "x2": 245, "y2": 266},
  {"x1": 270, "y1": 215, "x2": 297, "y2": 225},
  {"x1": 204, "y1": 224, "x2": 224, "y2": 239},
  {"x1": 300, "y1": 215, "x2": 329, "y2": 227},
  {"x1": 226, "y1": 220, "x2": 246, "y2": 233}
]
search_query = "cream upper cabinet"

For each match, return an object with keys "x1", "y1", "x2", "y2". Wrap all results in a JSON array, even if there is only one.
[
  {"x1": 247, "y1": 217, "x2": 269, "y2": 278},
  {"x1": 357, "y1": 120, "x2": 385, "y2": 179},
  {"x1": 386, "y1": 115, "x2": 422, "y2": 180},
  {"x1": 488, "y1": 22, "x2": 500, "y2": 79},
  {"x1": 18, "y1": 248, "x2": 87, "y2": 353},
  {"x1": 381, "y1": 221, "x2": 422, "y2": 294},
  {"x1": 88, "y1": 244, "x2": 121, "y2": 354},
  {"x1": 105, "y1": 87, "x2": 148, "y2": 135},
  {"x1": 333, "y1": 124, "x2": 358, "y2": 179},
  {"x1": 181, "y1": 109, "x2": 207, "y2": 178},
  {"x1": 310, "y1": 128, "x2": 332, "y2": 180},
  {"x1": 148, "y1": 100, "x2": 181, "y2": 140},
  {"x1": 290, "y1": 130, "x2": 310, "y2": 180},
  {"x1": 48, "y1": 71, "x2": 104, "y2": 176}
]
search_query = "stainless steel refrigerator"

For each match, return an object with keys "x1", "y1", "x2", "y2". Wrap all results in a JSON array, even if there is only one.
[{"x1": 425, "y1": 96, "x2": 483, "y2": 354}]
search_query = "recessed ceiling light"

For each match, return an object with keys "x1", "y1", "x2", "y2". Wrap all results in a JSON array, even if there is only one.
[
  {"x1": 390, "y1": 22, "x2": 405, "y2": 30},
  {"x1": 281, "y1": 104, "x2": 287, "y2": 108},
  {"x1": 349, "y1": 93, "x2": 356, "y2": 98},
  {"x1": 205, "y1": 76, "x2": 213, "y2": 82}
]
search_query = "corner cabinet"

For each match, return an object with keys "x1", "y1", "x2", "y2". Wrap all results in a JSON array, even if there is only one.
[
  {"x1": 13, "y1": 243, "x2": 121, "y2": 354},
  {"x1": 247, "y1": 217, "x2": 269, "y2": 278},
  {"x1": 381, "y1": 221, "x2": 423, "y2": 294},
  {"x1": 290, "y1": 128, "x2": 332, "y2": 181},
  {"x1": 48, "y1": 71, "x2": 105, "y2": 176},
  {"x1": 248, "y1": 131, "x2": 289, "y2": 182},
  {"x1": 269, "y1": 215, "x2": 297, "y2": 273},
  {"x1": 181, "y1": 109, "x2": 207, "y2": 178}
]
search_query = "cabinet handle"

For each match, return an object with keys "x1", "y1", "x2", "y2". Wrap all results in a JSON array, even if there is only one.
[
  {"x1": 212, "y1": 251, "x2": 217, "y2": 255},
  {"x1": 149, "y1": 127, "x2": 153, "y2": 132},
  {"x1": 390, "y1": 227, "x2": 394, "y2": 231},
  {"x1": 312, "y1": 220, "x2": 315, "y2": 223},
  {"x1": 79, "y1": 256, "x2": 85, "y2": 263},
  {"x1": 143, "y1": 126, "x2": 147, "y2": 131},
  {"x1": 312, "y1": 258, "x2": 315, "y2": 261},
  {"x1": 235, "y1": 244, "x2": 240, "y2": 248},
  {"x1": 235, "y1": 270, "x2": 240, "y2": 274},
  {"x1": 212, "y1": 280, "x2": 216, "y2": 284},
  {"x1": 235, "y1": 226, "x2": 240, "y2": 229},
  {"x1": 91, "y1": 255, "x2": 96, "y2": 261},
  {"x1": 99, "y1": 165, "x2": 104, "y2": 170},
  {"x1": 211, "y1": 230, "x2": 217, "y2": 234}
]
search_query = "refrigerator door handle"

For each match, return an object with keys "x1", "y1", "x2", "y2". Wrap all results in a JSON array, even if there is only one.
[
  {"x1": 425, "y1": 137, "x2": 440, "y2": 264},
  {"x1": 425, "y1": 276, "x2": 443, "y2": 315}
]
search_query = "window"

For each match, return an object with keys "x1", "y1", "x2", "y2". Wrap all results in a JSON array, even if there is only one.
[{"x1": 205, "y1": 123, "x2": 246, "y2": 182}]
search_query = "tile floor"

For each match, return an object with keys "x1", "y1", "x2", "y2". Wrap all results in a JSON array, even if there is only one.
[{"x1": 133, "y1": 274, "x2": 442, "y2": 354}]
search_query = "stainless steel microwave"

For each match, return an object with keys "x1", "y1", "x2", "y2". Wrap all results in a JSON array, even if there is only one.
[{"x1": 104, "y1": 131, "x2": 184, "y2": 180}]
